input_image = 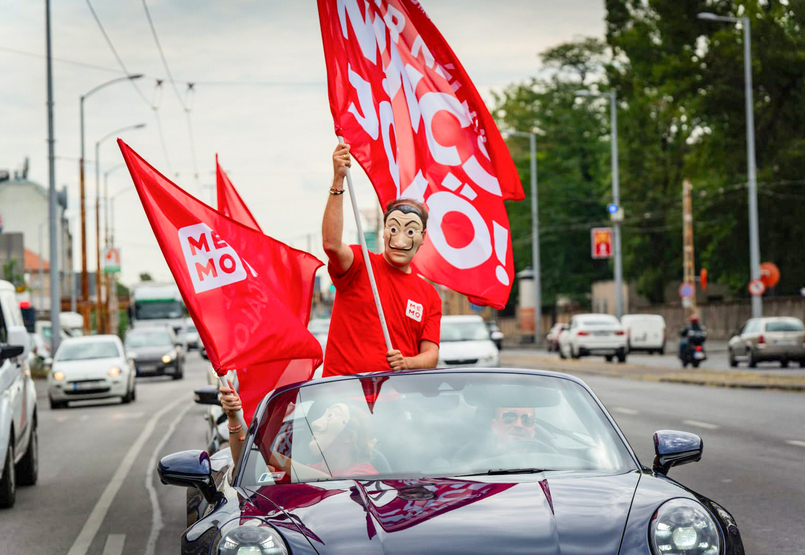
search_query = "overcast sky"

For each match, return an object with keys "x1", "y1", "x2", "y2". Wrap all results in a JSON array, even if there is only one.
[{"x1": 1, "y1": 0, "x2": 604, "y2": 286}]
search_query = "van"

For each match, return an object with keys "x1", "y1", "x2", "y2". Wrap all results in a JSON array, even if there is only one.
[
  {"x1": 0, "y1": 280, "x2": 39, "y2": 507},
  {"x1": 620, "y1": 314, "x2": 666, "y2": 354}
]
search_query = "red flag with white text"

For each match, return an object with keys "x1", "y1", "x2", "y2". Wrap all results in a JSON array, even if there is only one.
[
  {"x1": 217, "y1": 155, "x2": 263, "y2": 233},
  {"x1": 317, "y1": 0, "x2": 523, "y2": 308},
  {"x1": 119, "y1": 140, "x2": 323, "y2": 390}
]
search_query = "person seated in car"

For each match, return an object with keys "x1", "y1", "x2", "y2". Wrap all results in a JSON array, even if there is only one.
[
  {"x1": 490, "y1": 407, "x2": 538, "y2": 453},
  {"x1": 220, "y1": 383, "x2": 377, "y2": 480}
]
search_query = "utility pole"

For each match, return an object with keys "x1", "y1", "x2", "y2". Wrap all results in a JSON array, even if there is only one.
[
  {"x1": 45, "y1": 0, "x2": 62, "y2": 350},
  {"x1": 682, "y1": 179, "x2": 697, "y2": 318}
]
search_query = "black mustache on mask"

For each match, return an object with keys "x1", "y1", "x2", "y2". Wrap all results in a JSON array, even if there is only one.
[{"x1": 387, "y1": 237, "x2": 415, "y2": 252}]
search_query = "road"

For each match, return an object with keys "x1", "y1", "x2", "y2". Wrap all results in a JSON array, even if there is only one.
[{"x1": 1, "y1": 350, "x2": 802, "y2": 554}]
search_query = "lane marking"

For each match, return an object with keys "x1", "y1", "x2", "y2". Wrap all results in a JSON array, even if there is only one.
[
  {"x1": 144, "y1": 403, "x2": 194, "y2": 555},
  {"x1": 612, "y1": 407, "x2": 639, "y2": 415},
  {"x1": 785, "y1": 440, "x2": 805, "y2": 448},
  {"x1": 101, "y1": 534, "x2": 125, "y2": 555},
  {"x1": 682, "y1": 420, "x2": 719, "y2": 430},
  {"x1": 66, "y1": 394, "x2": 188, "y2": 555}
]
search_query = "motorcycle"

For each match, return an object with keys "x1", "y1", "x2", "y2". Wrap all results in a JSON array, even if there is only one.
[{"x1": 679, "y1": 328, "x2": 707, "y2": 368}]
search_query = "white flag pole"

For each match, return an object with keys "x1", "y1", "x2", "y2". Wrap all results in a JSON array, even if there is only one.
[{"x1": 337, "y1": 136, "x2": 393, "y2": 352}]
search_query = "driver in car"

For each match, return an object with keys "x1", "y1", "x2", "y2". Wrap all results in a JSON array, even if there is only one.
[{"x1": 491, "y1": 407, "x2": 538, "y2": 453}]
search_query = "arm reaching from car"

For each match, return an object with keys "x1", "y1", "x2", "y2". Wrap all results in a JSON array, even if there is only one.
[{"x1": 220, "y1": 379, "x2": 246, "y2": 463}]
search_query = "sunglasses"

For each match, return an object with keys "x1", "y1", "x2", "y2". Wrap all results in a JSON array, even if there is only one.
[{"x1": 501, "y1": 412, "x2": 536, "y2": 427}]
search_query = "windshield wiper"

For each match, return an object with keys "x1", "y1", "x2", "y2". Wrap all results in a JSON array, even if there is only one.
[{"x1": 458, "y1": 468, "x2": 554, "y2": 477}]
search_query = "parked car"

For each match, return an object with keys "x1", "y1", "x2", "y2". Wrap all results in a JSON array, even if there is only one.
[
  {"x1": 0, "y1": 280, "x2": 38, "y2": 508},
  {"x1": 545, "y1": 323, "x2": 568, "y2": 352},
  {"x1": 728, "y1": 317, "x2": 805, "y2": 368},
  {"x1": 125, "y1": 326, "x2": 185, "y2": 379},
  {"x1": 558, "y1": 314, "x2": 627, "y2": 362},
  {"x1": 158, "y1": 367, "x2": 744, "y2": 554},
  {"x1": 485, "y1": 320, "x2": 504, "y2": 350},
  {"x1": 308, "y1": 318, "x2": 331, "y2": 354},
  {"x1": 621, "y1": 314, "x2": 666, "y2": 354},
  {"x1": 438, "y1": 315, "x2": 500, "y2": 367},
  {"x1": 48, "y1": 335, "x2": 136, "y2": 409},
  {"x1": 181, "y1": 318, "x2": 200, "y2": 350}
]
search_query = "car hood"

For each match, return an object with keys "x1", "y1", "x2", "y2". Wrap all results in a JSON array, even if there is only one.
[
  {"x1": 127, "y1": 345, "x2": 173, "y2": 359},
  {"x1": 53, "y1": 358, "x2": 125, "y2": 379},
  {"x1": 246, "y1": 471, "x2": 639, "y2": 555},
  {"x1": 438, "y1": 340, "x2": 497, "y2": 360}
]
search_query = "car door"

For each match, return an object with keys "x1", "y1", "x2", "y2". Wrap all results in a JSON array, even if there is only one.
[
  {"x1": 729, "y1": 322, "x2": 747, "y2": 352},
  {"x1": 742, "y1": 319, "x2": 760, "y2": 353},
  {"x1": 0, "y1": 294, "x2": 23, "y2": 454}
]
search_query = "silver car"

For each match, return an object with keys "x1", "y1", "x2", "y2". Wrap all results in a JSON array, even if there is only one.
[{"x1": 728, "y1": 317, "x2": 805, "y2": 368}]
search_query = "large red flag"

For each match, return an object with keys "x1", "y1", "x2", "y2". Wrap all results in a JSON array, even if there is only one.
[
  {"x1": 317, "y1": 0, "x2": 524, "y2": 309},
  {"x1": 216, "y1": 155, "x2": 262, "y2": 233},
  {"x1": 119, "y1": 140, "x2": 323, "y2": 392}
]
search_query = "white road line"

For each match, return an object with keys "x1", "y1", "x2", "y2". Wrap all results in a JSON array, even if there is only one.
[
  {"x1": 101, "y1": 534, "x2": 125, "y2": 555},
  {"x1": 66, "y1": 395, "x2": 188, "y2": 555},
  {"x1": 785, "y1": 440, "x2": 805, "y2": 448},
  {"x1": 144, "y1": 403, "x2": 194, "y2": 555},
  {"x1": 612, "y1": 407, "x2": 639, "y2": 415},
  {"x1": 682, "y1": 420, "x2": 720, "y2": 430}
]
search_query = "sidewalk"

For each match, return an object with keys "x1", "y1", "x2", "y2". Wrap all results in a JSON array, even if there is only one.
[{"x1": 500, "y1": 351, "x2": 805, "y2": 391}]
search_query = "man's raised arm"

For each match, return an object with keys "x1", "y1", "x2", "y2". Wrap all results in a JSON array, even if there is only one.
[{"x1": 322, "y1": 143, "x2": 355, "y2": 276}]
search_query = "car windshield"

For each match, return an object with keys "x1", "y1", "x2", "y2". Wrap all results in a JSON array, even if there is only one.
[
  {"x1": 57, "y1": 341, "x2": 120, "y2": 361},
  {"x1": 125, "y1": 331, "x2": 173, "y2": 348},
  {"x1": 766, "y1": 320, "x2": 804, "y2": 332},
  {"x1": 441, "y1": 321, "x2": 490, "y2": 342},
  {"x1": 134, "y1": 300, "x2": 183, "y2": 320},
  {"x1": 241, "y1": 372, "x2": 635, "y2": 487}
]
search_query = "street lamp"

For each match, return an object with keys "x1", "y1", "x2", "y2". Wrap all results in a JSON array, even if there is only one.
[
  {"x1": 506, "y1": 130, "x2": 542, "y2": 344},
  {"x1": 575, "y1": 89, "x2": 624, "y2": 318},
  {"x1": 79, "y1": 74, "x2": 143, "y2": 332},
  {"x1": 697, "y1": 12, "x2": 762, "y2": 317},
  {"x1": 95, "y1": 123, "x2": 146, "y2": 333}
]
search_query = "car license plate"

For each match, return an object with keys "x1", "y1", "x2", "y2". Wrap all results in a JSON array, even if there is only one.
[
  {"x1": 775, "y1": 340, "x2": 796, "y2": 346},
  {"x1": 594, "y1": 331, "x2": 610, "y2": 336},
  {"x1": 138, "y1": 364, "x2": 156, "y2": 372},
  {"x1": 694, "y1": 352, "x2": 705, "y2": 360},
  {"x1": 73, "y1": 380, "x2": 103, "y2": 391}
]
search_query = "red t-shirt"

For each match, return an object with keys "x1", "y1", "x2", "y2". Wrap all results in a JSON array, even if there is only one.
[{"x1": 324, "y1": 245, "x2": 442, "y2": 377}]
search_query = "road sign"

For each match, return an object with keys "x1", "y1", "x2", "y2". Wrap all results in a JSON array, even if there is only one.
[
  {"x1": 591, "y1": 227, "x2": 613, "y2": 259},
  {"x1": 679, "y1": 283, "x2": 694, "y2": 298},
  {"x1": 607, "y1": 203, "x2": 618, "y2": 214},
  {"x1": 103, "y1": 247, "x2": 120, "y2": 274},
  {"x1": 748, "y1": 279, "x2": 766, "y2": 296},
  {"x1": 760, "y1": 262, "x2": 780, "y2": 288}
]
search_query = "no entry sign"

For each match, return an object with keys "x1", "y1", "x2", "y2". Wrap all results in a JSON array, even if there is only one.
[{"x1": 748, "y1": 279, "x2": 766, "y2": 296}]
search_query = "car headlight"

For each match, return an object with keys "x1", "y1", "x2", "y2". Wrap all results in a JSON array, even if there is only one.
[
  {"x1": 53, "y1": 370, "x2": 65, "y2": 381},
  {"x1": 162, "y1": 350, "x2": 177, "y2": 364},
  {"x1": 108, "y1": 367, "x2": 121, "y2": 377},
  {"x1": 218, "y1": 519, "x2": 288, "y2": 555},
  {"x1": 650, "y1": 499, "x2": 721, "y2": 555}
]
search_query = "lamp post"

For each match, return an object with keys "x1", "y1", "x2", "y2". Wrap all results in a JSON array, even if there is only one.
[
  {"x1": 507, "y1": 130, "x2": 542, "y2": 344},
  {"x1": 45, "y1": 0, "x2": 62, "y2": 350},
  {"x1": 575, "y1": 89, "x2": 624, "y2": 318},
  {"x1": 698, "y1": 12, "x2": 761, "y2": 317},
  {"x1": 79, "y1": 74, "x2": 143, "y2": 332},
  {"x1": 95, "y1": 123, "x2": 145, "y2": 333}
]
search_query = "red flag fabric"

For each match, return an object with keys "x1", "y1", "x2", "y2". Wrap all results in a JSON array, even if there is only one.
[
  {"x1": 216, "y1": 155, "x2": 263, "y2": 233},
  {"x1": 119, "y1": 140, "x2": 324, "y2": 384},
  {"x1": 317, "y1": 0, "x2": 524, "y2": 308}
]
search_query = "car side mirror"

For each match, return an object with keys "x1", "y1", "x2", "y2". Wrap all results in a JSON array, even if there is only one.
[
  {"x1": 194, "y1": 385, "x2": 222, "y2": 406},
  {"x1": 652, "y1": 430, "x2": 703, "y2": 476},
  {"x1": 158, "y1": 449, "x2": 217, "y2": 503},
  {"x1": 0, "y1": 344, "x2": 25, "y2": 362}
]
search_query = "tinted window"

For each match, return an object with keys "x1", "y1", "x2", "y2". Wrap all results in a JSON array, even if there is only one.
[
  {"x1": 441, "y1": 321, "x2": 490, "y2": 342},
  {"x1": 765, "y1": 320, "x2": 804, "y2": 332},
  {"x1": 242, "y1": 372, "x2": 635, "y2": 487},
  {"x1": 57, "y1": 341, "x2": 120, "y2": 361},
  {"x1": 125, "y1": 331, "x2": 173, "y2": 347}
]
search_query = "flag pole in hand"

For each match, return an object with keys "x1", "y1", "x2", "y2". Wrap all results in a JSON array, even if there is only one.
[
  {"x1": 337, "y1": 136, "x2": 393, "y2": 352},
  {"x1": 217, "y1": 373, "x2": 247, "y2": 432}
]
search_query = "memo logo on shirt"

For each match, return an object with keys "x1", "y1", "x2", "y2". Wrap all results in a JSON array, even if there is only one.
[
  {"x1": 179, "y1": 223, "x2": 254, "y2": 294},
  {"x1": 406, "y1": 299, "x2": 423, "y2": 322}
]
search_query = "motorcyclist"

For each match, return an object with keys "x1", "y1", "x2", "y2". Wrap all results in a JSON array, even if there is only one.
[{"x1": 679, "y1": 314, "x2": 705, "y2": 359}]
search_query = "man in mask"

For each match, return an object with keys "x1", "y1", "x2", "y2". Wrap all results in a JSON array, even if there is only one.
[{"x1": 322, "y1": 142, "x2": 441, "y2": 376}]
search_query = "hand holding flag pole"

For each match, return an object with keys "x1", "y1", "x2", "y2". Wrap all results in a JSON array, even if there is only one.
[{"x1": 338, "y1": 136, "x2": 393, "y2": 353}]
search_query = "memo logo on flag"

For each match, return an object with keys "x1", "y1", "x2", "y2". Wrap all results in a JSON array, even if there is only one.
[{"x1": 178, "y1": 222, "x2": 254, "y2": 294}]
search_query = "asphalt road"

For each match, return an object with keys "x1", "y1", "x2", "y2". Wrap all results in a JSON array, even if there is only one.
[{"x1": 2, "y1": 350, "x2": 802, "y2": 554}]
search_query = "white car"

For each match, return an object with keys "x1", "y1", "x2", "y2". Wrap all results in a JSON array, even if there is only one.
[
  {"x1": 48, "y1": 335, "x2": 136, "y2": 409},
  {"x1": 0, "y1": 280, "x2": 38, "y2": 508},
  {"x1": 182, "y1": 318, "x2": 200, "y2": 350},
  {"x1": 621, "y1": 314, "x2": 666, "y2": 354},
  {"x1": 438, "y1": 315, "x2": 500, "y2": 368},
  {"x1": 558, "y1": 314, "x2": 627, "y2": 363}
]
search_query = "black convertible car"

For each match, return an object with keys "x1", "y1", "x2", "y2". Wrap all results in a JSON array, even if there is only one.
[{"x1": 160, "y1": 368, "x2": 744, "y2": 554}]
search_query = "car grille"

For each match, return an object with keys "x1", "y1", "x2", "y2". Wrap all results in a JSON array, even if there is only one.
[
  {"x1": 65, "y1": 380, "x2": 110, "y2": 395},
  {"x1": 444, "y1": 358, "x2": 479, "y2": 365}
]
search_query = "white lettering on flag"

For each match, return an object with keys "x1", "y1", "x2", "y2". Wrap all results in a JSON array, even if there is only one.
[{"x1": 178, "y1": 223, "x2": 247, "y2": 294}]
